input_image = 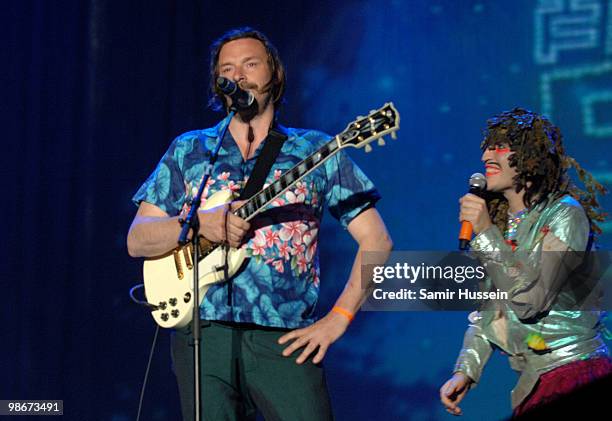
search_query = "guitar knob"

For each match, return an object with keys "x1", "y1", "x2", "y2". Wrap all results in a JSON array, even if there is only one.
[
  {"x1": 169, "y1": 298, "x2": 178, "y2": 307},
  {"x1": 171, "y1": 309, "x2": 180, "y2": 318},
  {"x1": 391, "y1": 132, "x2": 397, "y2": 140},
  {"x1": 158, "y1": 301, "x2": 167, "y2": 310},
  {"x1": 377, "y1": 138, "x2": 386, "y2": 146},
  {"x1": 161, "y1": 313, "x2": 169, "y2": 322},
  {"x1": 364, "y1": 144, "x2": 373, "y2": 153}
]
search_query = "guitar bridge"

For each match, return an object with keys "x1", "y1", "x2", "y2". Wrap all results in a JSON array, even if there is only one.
[
  {"x1": 183, "y1": 245, "x2": 193, "y2": 270},
  {"x1": 173, "y1": 250, "x2": 184, "y2": 279}
]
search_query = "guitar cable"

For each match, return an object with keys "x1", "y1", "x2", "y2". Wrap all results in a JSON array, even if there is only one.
[
  {"x1": 129, "y1": 283, "x2": 159, "y2": 310},
  {"x1": 135, "y1": 324, "x2": 160, "y2": 421},
  {"x1": 128, "y1": 283, "x2": 161, "y2": 421}
]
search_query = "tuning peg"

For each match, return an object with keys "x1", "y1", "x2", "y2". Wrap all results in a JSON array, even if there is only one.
[
  {"x1": 391, "y1": 131, "x2": 397, "y2": 140},
  {"x1": 364, "y1": 144, "x2": 373, "y2": 153},
  {"x1": 377, "y1": 138, "x2": 386, "y2": 146}
]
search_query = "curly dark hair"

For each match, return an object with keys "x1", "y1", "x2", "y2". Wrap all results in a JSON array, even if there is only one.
[
  {"x1": 208, "y1": 27, "x2": 286, "y2": 112},
  {"x1": 480, "y1": 107, "x2": 607, "y2": 235}
]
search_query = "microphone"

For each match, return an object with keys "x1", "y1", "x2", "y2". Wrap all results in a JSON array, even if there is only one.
[
  {"x1": 458, "y1": 173, "x2": 487, "y2": 250},
  {"x1": 216, "y1": 76, "x2": 257, "y2": 111}
]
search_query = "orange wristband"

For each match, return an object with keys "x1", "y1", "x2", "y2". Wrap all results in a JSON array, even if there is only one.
[{"x1": 332, "y1": 306, "x2": 354, "y2": 322}]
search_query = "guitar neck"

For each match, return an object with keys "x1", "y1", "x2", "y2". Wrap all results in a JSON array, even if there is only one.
[{"x1": 235, "y1": 136, "x2": 341, "y2": 221}]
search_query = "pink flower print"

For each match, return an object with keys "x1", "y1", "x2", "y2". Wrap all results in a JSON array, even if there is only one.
[
  {"x1": 303, "y1": 228, "x2": 318, "y2": 258},
  {"x1": 291, "y1": 242, "x2": 305, "y2": 256},
  {"x1": 217, "y1": 172, "x2": 230, "y2": 181},
  {"x1": 279, "y1": 221, "x2": 307, "y2": 244},
  {"x1": 295, "y1": 181, "x2": 308, "y2": 197},
  {"x1": 274, "y1": 169, "x2": 282, "y2": 180},
  {"x1": 273, "y1": 259, "x2": 285, "y2": 273},
  {"x1": 302, "y1": 230, "x2": 313, "y2": 247},
  {"x1": 251, "y1": 230, "x2": 267, "y2": 256},
  {"x1": 222, "y1": 180, "x2": 241, "y2": 192},
  {"x1": 201, "y1": 178, "x2": 216, "y2": 201},
  {"x1": 277, "y1": 242, "x2": 291, "y2": 260},
  {"x1": 311, "y1": 268, "x2": 320, "y2": 287},
  {"x1": 264, "y1": 229, "x2": 281, "y2": 248},
  {"x1": 306, "y1": 239, "x2": 318, "y2": 261},
  {"x1": 271, "y1": 197, "x2": 286, "y2": 207},
  {"x1": 297, "y1": 255, "x2": 308, "y2": 274},
  {"x1": 285, "y1": 189, "x2": 305, "y2": 204}
]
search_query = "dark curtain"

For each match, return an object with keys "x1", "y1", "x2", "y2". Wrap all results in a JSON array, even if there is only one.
[{"x1": 2, "y1": 1, "x2": 318, "y2": 418}]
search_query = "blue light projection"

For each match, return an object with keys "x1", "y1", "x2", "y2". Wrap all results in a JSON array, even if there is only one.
[
  {"x1": 534, "y1": 0, "x2": 604, "y2": 65},
  {"x1": 535, "y1": 0, "x2": 612, "y2": 235}
]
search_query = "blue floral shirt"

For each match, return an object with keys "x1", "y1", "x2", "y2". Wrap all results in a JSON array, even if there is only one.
[{"x1": 133, "y1": 116, "x2": 380, "y2": 328}]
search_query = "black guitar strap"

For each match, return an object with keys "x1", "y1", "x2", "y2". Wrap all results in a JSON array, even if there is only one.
[{"x1": 238, "y1": 125, "x2": 288, "y2": 199}]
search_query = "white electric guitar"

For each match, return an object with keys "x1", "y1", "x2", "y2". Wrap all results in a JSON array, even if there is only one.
[{"x1": 143, "y1": 103, "x2": 400, "y2": 328}]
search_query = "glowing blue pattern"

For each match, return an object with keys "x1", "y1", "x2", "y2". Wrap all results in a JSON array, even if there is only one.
[{"x1": 534, "y1": 0, "x2": 603, "y2": 65}]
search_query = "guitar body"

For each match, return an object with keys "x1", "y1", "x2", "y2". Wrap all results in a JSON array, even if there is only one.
[{"x1": 143, "y1": 190, "x2": 247, "y2": 328}]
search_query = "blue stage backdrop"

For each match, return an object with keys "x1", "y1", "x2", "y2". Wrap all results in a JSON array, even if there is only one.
[{"x1": 4, "y1": 1, "x2": 612, "y2": 420}]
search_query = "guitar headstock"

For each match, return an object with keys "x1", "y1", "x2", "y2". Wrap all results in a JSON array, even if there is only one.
[{"x1": 337, "y1": 102, "x2": 400, "y2": 152}]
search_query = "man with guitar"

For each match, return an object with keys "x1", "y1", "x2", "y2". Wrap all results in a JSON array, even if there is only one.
[{"x1": 127, "y1": 27, "x2": 393, "y2": 420}]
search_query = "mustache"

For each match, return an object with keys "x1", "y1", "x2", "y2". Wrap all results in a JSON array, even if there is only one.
[
  {"x1": 484, "y1": 160, "x2": 500, "y2": 168},
  {"x1": 238, "y1": 80, "x2": 258, "y2": 90},
  {"x1": 238, "y1": 79, "x2": 274, "y2": 95}
]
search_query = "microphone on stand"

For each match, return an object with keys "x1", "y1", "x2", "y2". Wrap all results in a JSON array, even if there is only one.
[
  {"x1": 216, "y1": 76, "x2": 258, "y2": 112},
  {"x1": 458, "y1": 173, "x2": 487, "y2": 250}
]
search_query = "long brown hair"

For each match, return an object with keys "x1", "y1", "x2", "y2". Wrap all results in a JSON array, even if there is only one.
[{"x1": 208, "y1": 27, "x2": 286, "y2": 112}]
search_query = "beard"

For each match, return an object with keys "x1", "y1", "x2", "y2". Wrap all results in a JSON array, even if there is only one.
[
  {"x1": 238, "y1": 80, "x2": 272, "y2": 112},
  {"x1": 236, "y1": 80, "x2": 272, "y2": 122}
]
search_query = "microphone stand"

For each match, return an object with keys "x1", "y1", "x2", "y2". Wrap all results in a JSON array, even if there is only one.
[{"x1": 178, "y1": 110, "x2": 235, "y2": 421}]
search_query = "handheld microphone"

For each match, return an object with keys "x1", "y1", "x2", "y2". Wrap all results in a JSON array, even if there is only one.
[
  {"x1": 458, "y1": 173, "x2": 487, "y2": 250},
  {"x1": 216, "y1": 76, "x2": 257, "y2": 111}
]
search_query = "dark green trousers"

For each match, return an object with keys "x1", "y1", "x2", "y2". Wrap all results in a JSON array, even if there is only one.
[{"x1": 171, "y1": 321, "x2": 334, "y2": 421}]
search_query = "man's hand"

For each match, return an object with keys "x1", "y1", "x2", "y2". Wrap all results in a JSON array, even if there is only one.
[
  {"x1": 440, "y1": 372, "x2": 472, "y2": 416},
  {"x1": 278, "y1": 311, "x2": 350, "y2": 364},
  {"x1": 459, "y1": 193, "x2": 492, "y2": 235},
  {"x1": 198, "y1": 201, "x2": 250, "y2": 248}
]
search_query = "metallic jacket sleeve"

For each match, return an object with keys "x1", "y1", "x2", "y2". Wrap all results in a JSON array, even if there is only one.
[
  {"x1": 470, "y1": 203, "x2": 590, "y2": 320},
  {"x1": 453, "y1": 313, "x2": 494, "y2": 385}
]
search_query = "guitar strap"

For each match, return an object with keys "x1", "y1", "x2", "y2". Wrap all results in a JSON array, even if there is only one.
[
  {"x1": 225, "y1": 125, "x2": 288, "y2": 306},
  {"x1": 238, "y1": 125, "x2": 288, "y2": 199}
]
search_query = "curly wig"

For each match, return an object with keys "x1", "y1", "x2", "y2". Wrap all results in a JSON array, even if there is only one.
[{"x1": 480, "y1": 108, "x2": 607, "y2": 235}]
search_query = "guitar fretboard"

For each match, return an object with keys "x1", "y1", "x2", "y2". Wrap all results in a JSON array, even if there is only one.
[{"x1": 235, "y1": 138, "x2": 340, "y2": 221}]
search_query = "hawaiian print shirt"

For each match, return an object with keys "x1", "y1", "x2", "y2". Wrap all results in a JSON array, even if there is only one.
[{"x1": 133, "y1": 116, "x2": 380, "y2": 328}]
